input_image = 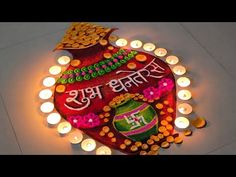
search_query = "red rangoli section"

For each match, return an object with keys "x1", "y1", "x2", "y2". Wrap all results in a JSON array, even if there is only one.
[{"x1": 53, "y1": 23, "x2": 177, "y2": 155}]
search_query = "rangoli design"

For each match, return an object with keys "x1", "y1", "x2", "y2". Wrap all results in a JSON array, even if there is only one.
[{"x1": 38, "y1": 22, "x2": 207, "y2": 155}]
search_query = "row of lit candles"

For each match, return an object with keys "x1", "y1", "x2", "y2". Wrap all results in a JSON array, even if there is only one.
[
  {"x1": 116, "y1": 39, "x2": 167, "y2": 56},
  {"x1": 156, "y1": 45, "x2": 193, "y2": 130},
  {"x1": 166, "y1": 57, "x2": 192, "y2": 129},
  {"x1": 39, "y1": 55, "x2": 111, "y2": 154}
]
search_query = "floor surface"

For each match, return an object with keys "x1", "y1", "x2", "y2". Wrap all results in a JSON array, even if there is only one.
[{"x1": 0, "y1": 22, "x2": 236, "y2": 155}]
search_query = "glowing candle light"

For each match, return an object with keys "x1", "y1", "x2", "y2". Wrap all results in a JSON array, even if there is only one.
[
  {"x1": 49, "y1": 65, "x2": 62, "y2": 75},
  {"x1": 43, "y1": 77, "x2": 56, "y2": 87},
  {"x1": 175, "y1": 117, "x2": 190, "y2": 129},
  {"x1": 166, "y1": 55, "x2": 179, "y2": 65},
  {"x1": 177, "y1": 77, "x2": 191, "y2": 87},
  {"x1": 47, "y1": 112, "x2": 61, "y2": 125},
  {"x1": 81, "y1": 138, "x2": 96, "y2": 152},
  {"x1": 58, "y1": 56, "x2": 71, "y2": 65},
  {"x1": 116, "y1": 38, "x2": 128, "y2": 47},
  {"x1": 143, "y1": 43, "x2": 156, "y2": 52},
  {"x1": 68, "y1": 131, "x2": 83, "y2": 144},
  {"x1": 96, "y1": 146, "x2": 112, "y2": 155},
  {"x1": 178, "y1": 90, "x2": 192, "y2": 100},
  {"x1": 172, "y1": 65, "x2": 186, "y2": 76},
  {"x1": 39, "y1": 89, "x2": 53, "y2": 100},
  {"x1": 40, "y1": 102, "x2": 54, "y2": 113},
  {"x1": 57, "y1": 122, "x2": 72, "y2": 135},
  {"x1": 178, "y1": 103, "x2": 193, "y2": 115},
  {"x1": 130, "y1": 40, "x2": 142, "y2": 49},
  {"x1": 154, "y1": 48, "x2": 167, "y2": 57}
]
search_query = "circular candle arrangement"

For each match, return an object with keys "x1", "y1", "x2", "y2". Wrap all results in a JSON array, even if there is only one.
[{"x1": 38, "y1": 22, "x2": 206, "y2": 155}]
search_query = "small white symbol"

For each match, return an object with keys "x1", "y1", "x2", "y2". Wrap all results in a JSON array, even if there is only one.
[{"x1": 125, "y1": 111, "x2": 148, "y2": 130}]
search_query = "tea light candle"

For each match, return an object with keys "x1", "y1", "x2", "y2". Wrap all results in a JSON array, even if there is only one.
[
  {"x1": 39, "y1": 89, "x2": 53, "y2": 100},
  {"x1": 57, "y1": 122, "x2": 72, "y2": 135},
  {"x1": 143, "y1": 43, "x2": 156, "y2": 52},
  {"x1": 130, "y1": 40, "x2": 142, "y2": 49},
  {"x1": 172, "y1": 65, "x2": 186, "y2": 76},
  {"x1": 49, "y1": 66, "x2": 62, "y2": 75},
  {"x1": 178, "y1": 90, "x2": 192, "y2": 100},
  {"x1": 68, "y1": 131, "x2": 83, "y2": 144},
  {"x1": 43, "y1": 77, "x2": 56, "y2": 87},
  {"x1": 178, "y1": 103, "x2": 193, "y2": 115},
  {"x1": 47, "y1": 112, "x2": 61, "y2": 125},
  {"x1": 175, "y1": 117, "x2": 190, "y2": 129},
  {"x1": 116, "y1": 38, "x2": 128, "y2": 47},
  {"x1": 96, "y1": 146, "x2": 112, "y2": 155},
  {"x1": 177, "y1": 77, "x2": 191, "y2": 87},
  {"x1": 81, "y1": 138, "x2": 96, "y2": 152},
  {"x1": 58, "y1": 56, "x2": 71, "y2": 65},
  {"x1": 154, "y1": 48, "x2": 167, "y2": 57},
  {"x1": 166, "y1": 55, "x2": 179, "y2": 65},
  {"x1": 40, "y1": 102, "x2": 54, "y2": 113}
]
